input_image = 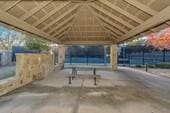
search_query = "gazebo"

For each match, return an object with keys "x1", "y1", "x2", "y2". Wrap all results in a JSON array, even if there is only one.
[
  {"x1": 0, "y1": 1, "x2": 170, "y2": 113},
  {"x1": 0, "y1": 0, "x2": 169, "y2": 70}
]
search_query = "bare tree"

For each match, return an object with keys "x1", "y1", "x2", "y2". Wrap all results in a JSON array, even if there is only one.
[{"x1": 0, "y1": 27, "x2": 25, "y2": 51}]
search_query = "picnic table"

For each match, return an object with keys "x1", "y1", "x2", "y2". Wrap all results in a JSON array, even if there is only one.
[{"x1": 67, "y1": 67, "x2": 100, "y2": 85}]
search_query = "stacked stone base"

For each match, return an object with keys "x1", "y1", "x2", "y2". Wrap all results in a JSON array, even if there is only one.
[{"x1": 0, "y1": 53, "x2": 58, "y2": 96}]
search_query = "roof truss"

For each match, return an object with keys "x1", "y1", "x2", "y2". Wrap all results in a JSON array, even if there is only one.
[
  {"x1": 120, "y1": 6, "x2": 170, "y2": 42},
  {"x1": 33, "y1": 2, "x2": 71, "y2": 27},
  {"x1": 0, "y1": 0, "x2": 169, "y2": 45},
  {"x1": 90, "y1": 3, "x2": 134, "y2": 29},
  {"x1": 21, "y1": 1, "x2": 52, "y2": 21},
  {"x1": 98, "y1": 0, "x2": 144, "y2": 24},
  {"x1": 123, "y1": 0, "x2": 157, "y2": 16}
]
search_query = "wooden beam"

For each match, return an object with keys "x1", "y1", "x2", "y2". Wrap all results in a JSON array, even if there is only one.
[
  {"x1": 90, "y1": 3, "x2": 134, "y2": 29},
  {"x1": 52, "y1": 23, "x2": 71, "y2": 37},
  {"x1": 123, "y1": 0, "x2": 157, "y2": 15},
  {"x1": 99, "y1": 0, "x2": 144, "y2": 24},
  {"x1": 2, "y1": 0, "x2": 21, "y2": 11},
  {"x1": 57, "y1": 32, "x2": 67, "y2": 40},
  {"x1": 104, "y1": 28, "x2": 121, "y2": 41},
  {"x1": 87, "y1": 4, "x2": 114, "y2": 41},
  {"x1": 49, "y1": 14, "x2": 75, "y2": 34},
  {"x1": 103, "y1": 23, "x2": 123, "y2": 36},
  {"x1": 119, "y1": 6, "x2": 170, "y2": 42},
  {"x1": 0, "y1": 9, "x2": 60, "y2": 43},
  {"x1": 93, "y1": 11, "x2": 128, "y2": 33},
  {"x1": 33, "y1": 2, "x2": 71, "y2": 27},
  {"x1": 62, "y1": 40, "x2": 115, "y2": 45},
  {"x1": 104, "y1": 27, "x2": 120, "y2": 37},
  {"x1": 42, "y1": 4, "x2": 80, "y2": 31},
  {"x1": 20, "y1": 1, "x2": 51, "y2": 21}
]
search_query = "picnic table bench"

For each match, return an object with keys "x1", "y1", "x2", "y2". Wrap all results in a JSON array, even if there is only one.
[{"x1": 67, "y1": 67, "x2": 100, "y2": 85}]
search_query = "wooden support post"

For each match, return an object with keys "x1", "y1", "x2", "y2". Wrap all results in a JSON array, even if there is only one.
[
  {"x1": 110, "y1": 44, "x2": 118, "y2": 71},
  {"x1": 58, "y1": 44, "x2": 65, "y2": 69}
]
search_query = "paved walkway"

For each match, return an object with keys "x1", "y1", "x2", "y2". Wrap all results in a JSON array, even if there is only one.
[
  {"x1": 0, "y1": 66, "x2": 16, "y2": 80},
  {"x1": 0, "y1": 67, "x2": 170, "y2": 113}
]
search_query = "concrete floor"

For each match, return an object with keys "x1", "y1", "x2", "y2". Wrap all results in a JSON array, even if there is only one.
[
  {"x1": 135, "y1": 67, "x2": 170, "y2": 78},
  {"x1": 0, "y1": 67, "x2": 170, "y2": 113}
]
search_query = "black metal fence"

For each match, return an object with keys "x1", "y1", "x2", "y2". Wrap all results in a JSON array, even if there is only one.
[
  {"x1": 65, "y1": 45, "x2": 110, "y2": 65},
  {"x1": 118, "y1": 50, "x2": 170, "y2": 65}
]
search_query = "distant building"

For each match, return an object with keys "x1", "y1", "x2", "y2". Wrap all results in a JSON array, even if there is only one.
[{"x1": 0, "y1": 51, "x2": 12, "y2": 66}]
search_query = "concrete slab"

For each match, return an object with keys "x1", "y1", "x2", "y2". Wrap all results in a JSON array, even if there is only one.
[{"x1": 0, "y1": 67, "x2": 170, "y2": 113}]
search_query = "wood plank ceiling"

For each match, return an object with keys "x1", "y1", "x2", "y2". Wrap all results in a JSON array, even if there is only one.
[{"x1": 0, "y1": 0, "x2": 169, "y2": 44}]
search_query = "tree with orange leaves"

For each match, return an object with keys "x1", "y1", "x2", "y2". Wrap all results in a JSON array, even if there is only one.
[{"x1": 147, "y1": 28, "x2": 170, "y2": 50}]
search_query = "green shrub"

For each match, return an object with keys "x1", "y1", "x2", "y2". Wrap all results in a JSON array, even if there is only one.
[
  {"x1": 156, "y1": 62, "x2": 170, "y2": 69},
  {"x1": 148, "y1": 64, "x2": 156, "y2": 68},
  {"x1": 135, "y1": 65, "x2": 144, "y2": 68}
]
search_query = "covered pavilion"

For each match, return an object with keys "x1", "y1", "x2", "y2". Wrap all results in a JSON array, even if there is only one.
[
  {"x1": 0, "y1": 0, "x2": 169, "y2": 70},
  {"x1": 0, "y1": 0, "x2": 170, "y2": 113}
]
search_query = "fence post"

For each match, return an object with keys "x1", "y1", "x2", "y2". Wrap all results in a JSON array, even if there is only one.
[
  {"x1": 145, "y1": 64, "x2": 148, "y2": 72},
  {"x1": 142, "y1": 49, "x2": 145, "y2": 65},
  {"x1": 163, "y1": 49, "x2": 166, "y2": 62},
  {"x1": 128, "y1": 54, "x2": 131, "y2": 67}
]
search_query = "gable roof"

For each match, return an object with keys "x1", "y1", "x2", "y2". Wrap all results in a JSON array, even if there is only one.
[{"x1": 0, "y1": 0, "x2": 169, "y2": 44}]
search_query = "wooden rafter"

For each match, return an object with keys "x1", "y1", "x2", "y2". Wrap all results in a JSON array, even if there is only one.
[
  {"x1": 57, "y1": 32, "x2": 66, "y2": 40},
  {"x1": 123, "y1": 0, "x2": 157, "y2": 16},
  {"x1": 104, "y1": 25, "x2": 122, "y2": 37},
  {"x1": 147, "y1": 0, "x2": 156, "y2": 5},
  {"x1": 98, "y1": 0, "x2": 144, "y2": 24},
  {"x1": 120, "y1": 6, "x2": 170, "y2": 42},
  {"x1": 21, "y1": 1, "x2": 52, "y2": 21},
  {"x1": 53, "y1": 31, "x2": 67, "y2": 42},
  {"x1": 49, "y1": 14, "x2": 75, "y2": 34},
  {"x1": 102, "y1": 23, "x2": 124, "y2": 36},
  {"x1": 86, "y1": 4, "x2": 114, "y2": 41},
  {"x1": 42, "y1": 4, "x2": 80, "y2": 31},
  {"x1": 93, "y1": 10, "x2": 128, "y2": 33},
  {"x1": 0, "y1": 9, "x2": 59, "y2": 43},
  {"x1": 2, "y1": 0, "x2": 21, "y2": 11},
  {"x1": 104, "y1": 28, "x2": 120, "y2": 37},
  {"x1": 90, "y1": 3, "x2": 134, "y2": 29},
  {"x1": 33, "y1": 2, "x2": 71, "y2": 27},
  {"x1": 52, "y1": 23, "x2": 71, "y2": 37}
]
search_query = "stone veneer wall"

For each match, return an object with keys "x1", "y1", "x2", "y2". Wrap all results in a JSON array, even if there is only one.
[{"x1": 0, "y1": 53, "x2": 58, "y2": 96}]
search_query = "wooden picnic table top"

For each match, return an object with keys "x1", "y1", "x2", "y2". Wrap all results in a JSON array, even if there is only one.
[
  {"x1": 71, "y1": 67, "x2": 97, "y2": 71},
  {"x1": 65, "y1": 74, "x2": 100, "y2": 79}
]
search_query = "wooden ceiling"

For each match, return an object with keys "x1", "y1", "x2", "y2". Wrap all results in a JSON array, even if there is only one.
[{"x1": 0, "y1": 0, "x2": 169, "y2": 44}]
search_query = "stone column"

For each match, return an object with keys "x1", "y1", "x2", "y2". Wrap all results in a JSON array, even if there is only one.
[
  {"x1": 110, "y1": 44, "x2": 118, "y2": 70},
  {"x1": 58, "y1": 44, "x2": 65, "y2": 68}
]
